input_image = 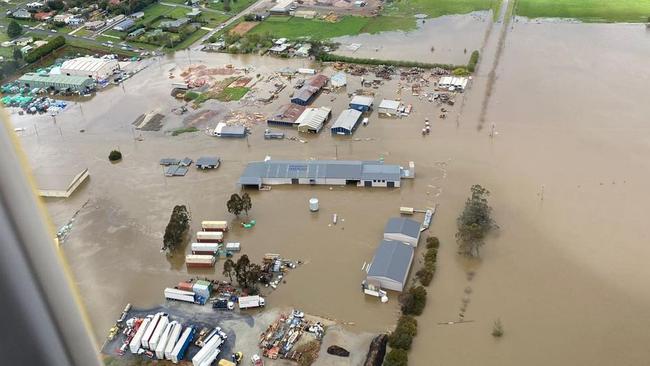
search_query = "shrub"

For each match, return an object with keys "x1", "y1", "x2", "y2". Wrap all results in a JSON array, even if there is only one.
[
  {"x1": 467, "y1": 50, "x2": 479, "y2": 72},
  {"x1": 383, "y1": 348, "x2": 408, "y2": 366},
  {"x1": 24, "y1": 36, "x2": 65, "y2": 63},
  {"x1": 184, "y1": 91, "x2": 200, "y2": 101},
  {"x1": 492, "y1": 319, "x2": 504, "y2": 338},
  {"x1": 318, "y1": 53, "x2": 461, "y2": 70},
  {"x1": 7, "y1": 20, "x2": 22, "y2": 39},
  {"x1": 388, "y1": 331, "x2": 413, "y2": 350},
  {"x1": 399, "y1": 286, "x2": 427, "y2": 315},
  {"x1": 108, "y1": 150, "x2": 122, "y2": 162},
  {"x1": 416, "y1": 267, "x2": 434, "y2": 286},
  {"x1": 452, "y1": 67, "x2": 470, "y2": 76},
  {"x1": 426, "y1": 236, "x2": 440, "y2": 249},
  {"x1": 395, "y1": 315, "x2": 417, "y2": 336},
  {"x1": 424, "y1": 248, "x2": 437, "y2": 264}
]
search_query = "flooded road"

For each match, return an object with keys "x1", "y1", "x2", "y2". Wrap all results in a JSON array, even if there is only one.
[
  {"x1": 331, "y1": 12, "x2": 491, "y2": 65},
  {"x1": 10, "y1": 20, "x2": 650, "y2": 366}
]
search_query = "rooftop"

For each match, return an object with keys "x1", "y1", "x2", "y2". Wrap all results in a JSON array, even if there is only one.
[
  {"x1": 367, "y1": 240, "x2": 414, "y2": 283},
  {"x1": 350, "y1": 95, "x2": 374, "y2": 107},
  {"x1": 331, "y1": 109, "x2": 362, "y2": 131},
  {"x1": 384, "y1": 217, "x2": 421, "y2": 238},
  {"x1": 239, "y1": 160, "x2": 401, "y2": 184},
  {"x1": 19, "y1": 73, "x2": 94, "y2": 87},
  {"x1": 61, "y1": 57, "x2": 117, "y2": 73},
  {"x1": 379, "y1": 99, "x2": 400, "y2": 110}
]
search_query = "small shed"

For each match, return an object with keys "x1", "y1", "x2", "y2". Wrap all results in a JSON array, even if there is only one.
[
  {"x1": 366, "y1": 240, "x2": 414, "y2": 292},
  {"x1": 267, "y1": 103, "x2": 306, "y2": 126},
  {"x1": 349, "y1": 95, "x2": 374, "y2": 112},
  {"x1": 331, "y1": 109, "x2": 362, "y2": 135},
  {"x1": 331, "y1": 72, "x2": 347, "y2": 88},
  {"x1": 214, "y1": 122, "x2": 246, "y2": 138},
  {"x1": 196, "y1": 157, "x2": 220, "y2": 169},
  {"x1": 160, "y1": 158, "x2": 180, "y2": 166},
  {"x1": 378, "y1": 99, "x2": 401, "y2": 115},
  {"x1": 296, "y1": 107, "x2": 331, "y2": 133},
  {"x1": 383, "y1": 217, "x2": 421, "y2": 246}
]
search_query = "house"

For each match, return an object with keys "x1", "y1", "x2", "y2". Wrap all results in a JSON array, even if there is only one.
[
  {"x1": 349, "y1": 95, "x2": 374, "y2": 112},
  {"x1": 160, "y1": 18, "x2": 189, "y2": 31},
  {"x1": 60, "y1": 57, "x2": 119, "y2": 81},
  {"x1": 25, "y1": 1, "x2": 44, "y2": 10},
  {"x1": 129, "y1": 11, "x2": 144, "y2": 19},
  {"x1": 12, "y1": 9, "x2": 32, "y2": 19},
  {"x1": 270, "y1": 0, "x2": 293, "y2": 14},
  {"x1": 268, "y1": 43, "x2": 289, "y2": 55},
  {"x1": 33, "y1": 40, "x2": 48, "y2": 48},
  {"x1": 20, "y1": 45, "x2": 33, "y2": 54},
  {"x1": 383, "y1": 217, "x2": 421, "y2": 246},
  {"x1": 290, "y1": 74, "x2": 328, "y2": 106},
  {"x1": 33, "y1": 11, "x2": 55, "y2": 21},
  {"x1": 296, "y1": 106, "x2": 331, "y2": 133},
  {"x1": 378, "y1": 99, "x2": 401, "y2": 115},
  {"x1": 196, "y1": 157, "x2": 221, "y2": 170},
  {"x1": 213, "y1": 122, "x2": 246, "y2": 138},
  {"x1": 366, "y1": 240, "x2": 414, "y2": 292},
  {"x1": 113, "y1": 18, "x2": 134, "y2": 31},
  {"x1": 331, "y1": 109, "x2": 362, "y2": 135},
  {"x1": 187, "y1": 8, "x2": 201, "y2": 18},
  {"x1": 267, "y1": 103, "x2": 306, "y2": 127},
  {"x1": 85, "y1": 20, "x2": 105, "y2": 30},
  {"x1": 66, "y1": 17, "x2": 84, "y2": 26},
  {"x1": 294, "y1": 44, "x2": 311, "y2": 57},
  {"x1": 238, "y1": 160, "x2": 405, "y2": 189},
  {"x1": 53, "y1": 13, "x2": 73, "y2": 23},
  {"x1": 127, "y1": 28, "x2": 145, "y2": 38}
]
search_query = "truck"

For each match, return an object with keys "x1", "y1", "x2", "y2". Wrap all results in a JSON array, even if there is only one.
[
  {"x1": 191, "y1": 242, "x2": 220, "y2": 254},
  {"x1": 164, "y1": 322, "x2": 183, "y2": 360},
  {"x1": 196, "y1": 231, "x2": 223, "y2": 243},
  {"x1": 185, "y1": 254, "x2": 216, "y2": 268},
  {"x1": 212, "y1": 299, "x2": 234, "y2": 310},
  {"x1": 155, "y1": 322, "x2": 175, "y2": 359},
  {"x1": 141, "y1": 312, "x2": 163, "y2": 349},
  {"x1": 201, "y1": 220, "x2": 228, "y2": 232},
  {"x1": 238, "y1": 295, "x2": 265, "y2": 309},
  {"x1": 171, "y1": 326, "x2": 195, "y2": 363},
  {"x1": 129, "y1": 316, "x2": 151, "y2": 354},
  {"x1": 165, "y1": 288, "x2": 197, "y2": 303},
  {"x1": 148, "y1": 315, "x2": 169, "y2": 351},
  {"x1": 192, "y1": 332, "x2": 224, "y2": 366}
]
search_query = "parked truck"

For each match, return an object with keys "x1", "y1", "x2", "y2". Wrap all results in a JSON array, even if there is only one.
[
  {"x1": 196, "y1": 231, "x2": 224, "y2": 243},
  {"x1": 148, "y1": 314, "x2": 169, "y2": 351},
  {"x1": 165, "y1": 288, "x2": 196, "y2": 303},
  {"x1": 238, "y1": 295, "x2": 265, "y2": 309},
  {"x1": 201, "y1": 220, "x2": 228, "y2": 232},
  {"x1": 155, "y1": 322, "x2": 174, "y2": 359},
  {"x1": 164, "y1": 322, "x2": 183, "y2": 360},
  {"x1": 129, "y1": 316, "x2": 151, "y2": 354},
  {"x1": 171, "y1": 326, "x2": 195, "y2": 363}
]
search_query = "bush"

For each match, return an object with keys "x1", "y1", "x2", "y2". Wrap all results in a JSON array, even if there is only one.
[
  {"x1": 388, "y1": 331, "x2": 413, "y2": 350},
  {"x1": 492, "y1": 319, "x2": 504, "y2": 338},
  {"x1": 416, "y1": 267, "x2": 434, "y2": 286},
  {"x1": 452, "y1": 67, "x2": 470, "y2": 76},
  {"x1": 108, "y1": 150, "x2": 122, "y2": 162},
  {"x1": 24, "y1": 36, "x2": 66, "y2": 63},
  {"x1": 7, "y1": 20, "x2": 22, "y2": 39},
  {"x1": 383, "y1": 348, "x2": 408, "y2": 366},
  {"x1": 399, "y1": 286, "x2": 427, "y2": 315},
  {"x1": 426, "y1": 236, "x2": 440, "y2": 249},
  {"x1": 467, "y1": 50, "x2": 479, "y2": 72},
  {"x1": 424, "y1": 248, "x2": 437, "y2": 264},
  {"x1": 184, "y1": 91, "x2": 200, "y2": 101},
  {"x1": 395, "y1": 315, "x2": 417, "y2": 336}
]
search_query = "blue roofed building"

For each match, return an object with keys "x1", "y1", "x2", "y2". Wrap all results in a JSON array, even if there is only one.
[{"x1": 366, "y1": 240, "x2": 414, "y2": 292}]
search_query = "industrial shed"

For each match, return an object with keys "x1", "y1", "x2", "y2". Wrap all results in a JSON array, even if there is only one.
[
  {"x1": 113, "y1": 18, "x2": 134, "y2": 31},
  {"x1": 383, "y1": 217, "x2": 421, "y2": 246},
  {"x1": 366, "y1": 240, "x2": 414, "y2": 292},
  {"x1": 378, "y1": 99, "x2": 401, "y2": 115},
  {"x1": 349, "y1": 95, "x2": 374, "y2": 112},
  {"x1": 238, "y1": 160, "x2": 403, "y2": 188},
  {"x1": 270, "y1": 0, "x2": 294, "y2": 14},
  {"x1": 17, "y1": 73, "x2": 95, "y2": 93},
  {"x1": 291, "y1": 74, "x2": 328, "y2": 106},
  {"x1": 267, "y1": 103, "x2": 306, "y2": 127},
  {"x1": 214, "y1": 122, "x2": 246, "y2": 138},
  {"x1": 60, "y1": 57, "x2": 119, "y2": 81},
  {"x1": 296, "y1": 106, "x2": 331, "y2": 133},
  {"x1": 331, "y1": 109, "x2": 362, "y2": 135}
]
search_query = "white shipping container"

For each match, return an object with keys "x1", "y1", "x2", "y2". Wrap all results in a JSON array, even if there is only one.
[
  {"x1": 165, "y1": 323, "x2": 183, "y2": 360},
  {"x1": 142, "y1": 312, "x2": 162, "y2": 349},
  {"x1": 191, "y1": 242, "x2": 220, "y2": 254},
  {"x1": 225, "y1": 242, "x2": 240, "y2": 251},
  {"x1": 165, "y1": 288, "x2": 196, "y2": 303},
  {"x1": 192, "y1": 333, "x2": 223, "y2": 366},
  {"x1": 196, "y1": 231, "x2": 223, "y2": 242},
  {"x1": 155, "y1": 322, "x2": 174, "y2": 359},
  {"x1": 129, "y1": 317, "x2": 151, "y2": 354},
  {"x1": 238, "y1": 295, "x2": 265, "y2": 309},
  {"x1": 171, "y1": 326, "x2": 194, "y2": 363},
  {"x1": 149, "y1": 315, "x2": 169, "y2": 351},
  {"x1": 199, "y1": 347, "x2": 221, "y2": 366},
  {"x1": 201, "y1": 220, "x2": 228, "y2": 231},
  {"x1": 185, "y1": 254, "x2": 216, "y2": 267}
]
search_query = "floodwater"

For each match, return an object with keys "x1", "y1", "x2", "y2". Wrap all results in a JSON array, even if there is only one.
[
  {"x1": 331, "y1": 12, "x2": 491, "y2": 65},
  {"x1": 10, "y1": 20, "x2": 650, "y2": 366}
]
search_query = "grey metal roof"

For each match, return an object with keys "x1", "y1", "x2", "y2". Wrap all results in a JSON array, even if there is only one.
[
  {"x1": 160, "y1": 158, "x2": 180, "y2": 166},
  {"x1": 384, "y1": 217, "x2": 421, "y2": 238},
  {"x1": 367, "y1": 240, "x2": 414, "y2": 283},
  {"x1": 179, "y1": 157, "x2": 193, "y2": 167},
  {"x1": 239, "y1": 160, "x2": 400, "y2": 183},
  {"x1": 196, "y1": 157, "x2": 220, "y2": 167},
  {"x1": 350, "y1": 95, "x2": 374, "y2": 107},
  {"x1": 219, "y1": 125, "x2": 246, "y2": 136},
  {"x1": 331, "y1": 109, "x2": 362, "y2": 132}
]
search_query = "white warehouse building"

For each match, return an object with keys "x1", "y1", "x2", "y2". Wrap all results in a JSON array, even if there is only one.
[{"x1": 60, "y1": 57, "x2": 119, "y2": 81}]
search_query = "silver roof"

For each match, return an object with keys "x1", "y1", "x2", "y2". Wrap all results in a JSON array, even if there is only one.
[
  {"x1": 384, "y1": 217, "x2": 421, "y2": 238},
  {"x1": 239, "y1": 160, "x2": 401, "y2": 183},
  {"x1": 331, "y1": 109, "x2": 362, "y2": 132},
  {"x1": 367, "y1": 240, "x2": 414, "y2": 284},
  {"x1": 350, "y1": 95, "x2": 374, "y2": 106}
]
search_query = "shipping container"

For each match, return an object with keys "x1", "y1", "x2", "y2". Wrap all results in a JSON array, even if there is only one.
[
  {"x1": 155, "y1": 322, "x2": 174, "y2": 359},
  {"x1": 171, "y1": 326, "x2": 195, "y2": 363},
  {"x1": 196, "y1": 231, "x2": 223, "y2": 243},
  {"x1": 192, "y1": 332, "x2": 223, "y2": 366},
  {"x1": 149, "y1": 315, "x2": 169, "y2": 351},
  {"x1": 165, "y1": 288, "x2": 196, "y2": 303},
  {"x1": 201, "y1": 220, "x2": 228, "y2": 231},
  {"x1": 129, "y1": 317, "x2": 151, "y2": 354},
  {"x1": 177, "y1": 281, "x2": 195, "y2": 292},
  {"x1": 191, "y1": 242, "x2": 220, "y2": 254},
  {"x1": 142, "y1": 312, "x2": 162, "y2": 349},
  {"x1": 186, "y1": 254, "x2": 216, "y2": 268},
  {"x1": 225, "y1": 242, "x2": 240, "y2": 252},
  {"x1": 238, "y1": 295, "x2": 265, "y2": 309},
  {"x1": 165, "y1": 322, "x2": 183, "y2": 360},
  {"x1": 192, "y1": 280, "x2": 212, "y2": 300}
]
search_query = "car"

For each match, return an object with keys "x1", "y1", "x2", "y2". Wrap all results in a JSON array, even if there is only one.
[{"x1": 51, "y1": 29, "x2": 57, "y2": 33}]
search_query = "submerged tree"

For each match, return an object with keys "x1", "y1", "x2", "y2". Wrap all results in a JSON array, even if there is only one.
[
  {"x1": 492, "y1": 318, "x2": 504, "y2": 338},
  {"x1": 162, "y1": 205, "x2": 190, "y2": 252},
  {"x1": 233, "y1": 254, "x2": 261, "y2": 292},
  {"x1": 226, "y1": 193, "x2": 243, "y2": 216},
  {"x1": 222, "y1": 258, "x2": 236, "y2": 283},
  {"x1": 241, "y1": 192, "x2": 252, "y2": 216},
  {"x1": 456, "y1": 184, "x2": 497, "y2": 257}
]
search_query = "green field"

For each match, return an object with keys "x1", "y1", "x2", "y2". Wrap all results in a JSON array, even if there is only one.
[
  {"x1": 207, "y1": 0, "x2": 256, "y2": 14},
  {"x1": 516, "y1": 0, "x2": 650, "y2": 22},
  {"x1": 217, "y1": 86, "x2": 250, "y2": 101},
  {"x1": 137, "y1": 3, "x2": 178, "y2": 25},
  {"x1": 249, "y1": 16, "x2": 370, "y2": 40},
  {"x1": 386, "y1": 0, "x2": 499, "y2": 18},
  {"x1": 170, "y1": 28, "x2": 209, "y2": 50}
]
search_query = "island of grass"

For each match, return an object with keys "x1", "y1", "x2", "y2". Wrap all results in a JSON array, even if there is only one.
[{"x1": 516, "y1": 0, "x2": 650, "y2": 23}]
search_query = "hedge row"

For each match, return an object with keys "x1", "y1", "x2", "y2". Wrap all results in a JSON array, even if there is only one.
[
  {"x1": 25, "y1": 36, "x2": 66, "y2": 63},
  {"x1": 318, "y1": 53, "x2": 461, "y2": 70},
  {"x1": 467, "y1": 50, "x2": 479, "y2": 72},
  {"x1": 416, "y1": 236, "x2": 440, "y2": 286}
]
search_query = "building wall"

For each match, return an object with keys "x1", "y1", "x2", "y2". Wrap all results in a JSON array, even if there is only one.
[
  {"x1": 366, "y1": 276, "x2": 404, "y2": 292},
  {"x1": 384, "y1": 233, "x2": 417, "y2": 247},
  {"x1": 62, "y1": 60, "x2": 118, "y2": 80},
  {"x1": 378, "y1": 107, "x2": 398, "y2": 115}
]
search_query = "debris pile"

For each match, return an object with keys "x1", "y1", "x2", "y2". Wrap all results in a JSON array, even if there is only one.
[{"x1": 259, "y1": 311, "x2": 325, "y2": 362}]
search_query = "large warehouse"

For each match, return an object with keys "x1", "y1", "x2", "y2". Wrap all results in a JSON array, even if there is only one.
[
  {"x1": 384, "y1": 217, "x2": 421, "y2": 246},
  {"x1": 18, "y1": 73, "x2": 96, "y2": 93},
  {"x1": 238, "y1": 160, "x2": 406, "y2": 188},
  {"x1": 331, "y1": 109, "x2": 363, "y2": 135},
  {"x1": 60, "y1": 57, "x2": 119, "y2": 81},
  {"x1": 366, "y1": 240, "x2": 414, "y2": 292},
  {"x1": 296, "y1": 106, "x2": 331, "y2": 133}
]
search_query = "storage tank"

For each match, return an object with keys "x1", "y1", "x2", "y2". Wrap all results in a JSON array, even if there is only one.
[
  {"x1": 149, "y1": 315, "x2": 169, "y2": 351},
  {"x1": 309, "y1": 198, "x2": 319, "y2": 212},
  {"x1": 165, "y1": 322, "x2": 183, "y2": 360},
  {"x1": 155, "y1": 322, "x2": 174, "y2": 359},
  {"x1": 129, "y1": 317, "x2": 151, "y2": 354}
]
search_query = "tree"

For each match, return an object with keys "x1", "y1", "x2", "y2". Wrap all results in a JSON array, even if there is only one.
[
  {"x1": 383, "y1": 348, "x2": 408, "y2": 366},
  {"x1": 227, "y1": 193, "x2": 243, "y2": 216},
  {"x1": 416, "y1": 267, "x2": 434, "y2": 286},
  {"x1": 47, "y1": 0, "x2": 65, "y2": 11},
  {"x1": 7, "y1": 20, "x2": 23, "y2": 39},
  {"x1": 223, "y1": 0, "x2": 231, "y2": 12},
  {"x1": 456, "y1": 184, "x2": 497, "y2": 257},
  {"x1": 234, "y1": 254, "x2": 251, "y2": 288},
  {"x1": 163, "y1": 205, "x2": 190, "y2": 252},
  {"x1": 222, "y1": 258, "x2": 235, "y2": 283},
  {"x1": 12, "y1": 47, "x2": 22, "y2": 61},
  {"x1": 426, "y1": 236, "x2": 440, "y2": 249},
  {"x1": 108, "y1": 150, "x2": 122, "y2": 161},
  {"x1": 492, "y1": 318, "x2": 504, "y2": 338},
  {"x1": 388, "y1": 315, "x2": 417, "y2": 350},
  {"x1": 399, "y1": 286, "x2": 427, "y2": 315},
  {"x1": 241, "y1": 192, "x2": 252, "y2": 216}
]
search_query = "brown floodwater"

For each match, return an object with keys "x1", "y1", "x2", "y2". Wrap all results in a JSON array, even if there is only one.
[{"x1": 10, "y1": 20, "x2": 650, "y2": 366}]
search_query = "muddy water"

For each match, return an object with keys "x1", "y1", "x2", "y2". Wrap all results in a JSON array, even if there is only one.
[
  {"x1": 331, "y1": 12, "x2": 490, "y2": 65},
  {"x1": 11, "y1": 21, "x2": 650, "y2": 366}
]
